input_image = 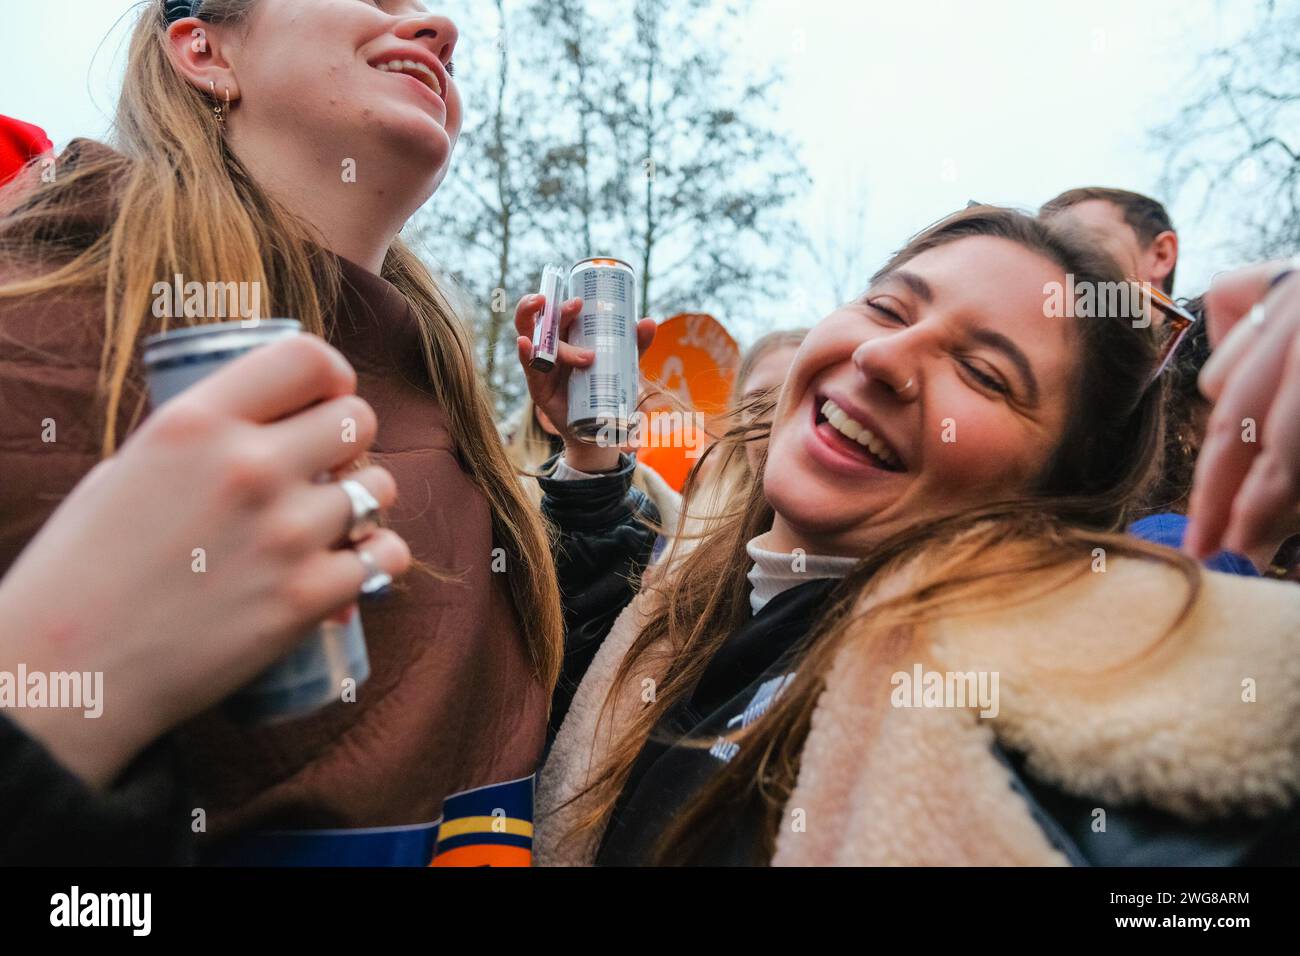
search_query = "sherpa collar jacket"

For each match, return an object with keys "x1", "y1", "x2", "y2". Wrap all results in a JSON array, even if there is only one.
[
  {"x1": 0, "y1": 139, "x2": 547, "y2": 865},
  {"x1": 537, "y1": 533, "x2": 1300, "y2": 866}
]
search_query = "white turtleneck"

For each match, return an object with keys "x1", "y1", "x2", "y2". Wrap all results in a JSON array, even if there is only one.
[
  {"x1": 552, "y1": 457, "x2": 859, "y2": 616},
  {"x1": 743, "y1": 530, "x2": 859, "y2": 615}
]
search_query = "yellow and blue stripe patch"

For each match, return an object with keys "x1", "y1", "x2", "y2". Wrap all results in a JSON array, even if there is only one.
[{"x1": 430, "y1": 774, "x2": 534, "y2": 867}]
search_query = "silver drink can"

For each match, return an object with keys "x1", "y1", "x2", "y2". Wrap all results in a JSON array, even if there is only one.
[
  {"x1": 529, "y1": 264, "x2": 566, "y2": 373},
  {"x1": 567, "y1": 257, "x2": 639, "y2": 444},
  {"x1": 141, "y1": 319, "x2": 370, "y2": 725}
]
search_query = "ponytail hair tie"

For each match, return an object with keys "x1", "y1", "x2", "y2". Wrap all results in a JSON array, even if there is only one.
[{"x1": 163, "y1": 0, "x2": 204, "y2": 24}]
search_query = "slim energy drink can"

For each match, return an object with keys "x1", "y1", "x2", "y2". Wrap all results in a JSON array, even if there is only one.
[
  {"x1": 141, "y1": 319, "x2": 370, "y2": 725},
  {"x1": 530, "y1": 264, "x2": 565, "y2": 372},
  {"x1": 567, "y1": 257, "x2": 639, "y2": 444}
]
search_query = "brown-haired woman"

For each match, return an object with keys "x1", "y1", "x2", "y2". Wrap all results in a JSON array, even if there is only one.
[
  {"x1": 0, "y1": 0, "x2": 561, "y2": 865},
  {"x1": 517, "y1": 206, "x2": 1300, "y2": 866}
]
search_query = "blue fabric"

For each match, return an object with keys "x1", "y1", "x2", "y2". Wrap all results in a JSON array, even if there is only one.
[
  {"x1": 1128, "y1": 513, "x2": 1259, "y2": 577},
  {"x1": 207, "y1": 821, "x2": 439, "y2": 867}
]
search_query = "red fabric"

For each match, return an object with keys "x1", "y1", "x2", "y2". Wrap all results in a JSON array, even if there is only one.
[{"x1": 0, "y1": 115, "x2": 54, "y2": 186}]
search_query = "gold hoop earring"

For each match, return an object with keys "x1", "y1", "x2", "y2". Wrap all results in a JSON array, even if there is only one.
[{"x1": 209, "y1": 81, "x2": 226, "y2": 126}]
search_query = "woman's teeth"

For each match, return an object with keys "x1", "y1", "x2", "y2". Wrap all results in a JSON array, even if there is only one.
[
  {"x1": 375, "y1": 60, "x2": 442, "y2": 97},
  {"x1": 820, "y1": 398, "x2": 900, "y2": 468}
]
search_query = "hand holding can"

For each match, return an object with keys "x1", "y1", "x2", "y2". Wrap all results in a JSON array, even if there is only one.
[
  {"x1": 0, "y1": 335, "x2": 410, "y2": 785},
  {"x1": 515, "y1": 263, "x2": 656, "y2": 472},
  {"x1": 141, "y1": 322, "x2": 395, "y2": 724}
]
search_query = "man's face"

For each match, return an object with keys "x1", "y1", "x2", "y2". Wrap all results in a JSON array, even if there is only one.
[{"x1": 1049, "y1": 198, "x2": 1179, "y2": 324}]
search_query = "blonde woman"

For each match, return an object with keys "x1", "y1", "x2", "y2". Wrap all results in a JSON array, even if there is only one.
[
  {"x1": 517, "y1": 206, "x2": 1300, "y2": 866},
  {"x1": 0, "y1": 0, "x2": 560, "y2": 866},
  {"x1": 500, "y1": 395, "x2": 564, "y2": 510},
  {"x1": 673, "y1": 329, "x2": 808, "y2": 557}
]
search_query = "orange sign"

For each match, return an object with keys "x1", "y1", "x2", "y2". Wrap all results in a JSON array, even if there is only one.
[{"x1": 637, "y1": 313, "x2": 740, "y2": 491}]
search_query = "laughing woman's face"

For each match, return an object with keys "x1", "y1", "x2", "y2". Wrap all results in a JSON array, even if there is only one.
[
  {"x1": 764, "y1": 236, "x2": 1080, "y2": 557},
  {"x1": 228, "y1": 0, "x2": 463, "y2": 189}
]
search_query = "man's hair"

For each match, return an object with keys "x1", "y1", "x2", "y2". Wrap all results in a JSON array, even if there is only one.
[{"x1": 1040, "y1": 187, "x2": 1177, "y2": 293}]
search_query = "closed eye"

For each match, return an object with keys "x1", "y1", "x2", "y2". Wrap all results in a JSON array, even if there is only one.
[
  {"x1": 864, "y1": 298, "x2": 907, "y2": 326},
  {"x1": 867, "y1": 299, "x2": 1011, "y2": 397},
  {"x1": 959, "y1": 359, "x2": 1010, "y2": 396},
  {"x1": 866, "y1": 296, "x2": 1015, "y2": 400}
]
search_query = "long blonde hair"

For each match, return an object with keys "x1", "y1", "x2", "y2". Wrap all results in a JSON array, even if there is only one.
[
  {"x1": 669, "y1": 328, "x2": 809, "y2": 555},
  {"x1": 558, "y1": 206, "x2": 1197, "y2": 863},
  {"x1": 501, "y1": 395, "x2": 563, "y2": 509},
  {"x1": 0, "y1": 0, "x2": 564, "y2": 689}
]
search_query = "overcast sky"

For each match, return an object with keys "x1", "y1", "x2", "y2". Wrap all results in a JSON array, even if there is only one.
[{"x1": 0, "y1": 0, "x2": 1258, "y2": 336}]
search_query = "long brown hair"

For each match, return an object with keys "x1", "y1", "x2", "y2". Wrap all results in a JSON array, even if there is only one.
[
  {"x1": 0, "y1": 0, "x2": 564, "y2": 689},
  {"x1": 662, "y1": 328, "x2": 809, "y2": 560},
  {"x1": 501, "y1": 396, "x2": 564, "y2": 509},
  {"x1": 560, "y1": 205, "x2": 1197, "y2": 862}
]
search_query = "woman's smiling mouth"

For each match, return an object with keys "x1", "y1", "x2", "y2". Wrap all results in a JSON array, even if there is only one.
[
  {"x1": 373, "y1": 59, "x2": 443, "y2": 98},
  {"x1": 369, "y1": 54, "x2": 449, "y2": 119},
  {"x1": 808, "y1": 394, "x2": 906, "y2": 474}
]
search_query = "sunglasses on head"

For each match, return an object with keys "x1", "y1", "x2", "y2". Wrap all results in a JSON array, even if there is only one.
[
  {"x1": 962, "y1": 201, "x2": 1195, "y2": 387},
  {"x1": 1143, "y1": 285, "x2": 1199, "y2": 386},
  {"x1": 164, "y1": 0, "x2": 203, "y2": 25}
]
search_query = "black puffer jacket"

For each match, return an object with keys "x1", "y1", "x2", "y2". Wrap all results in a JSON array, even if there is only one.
[{"x1": 538, "y1": 452, "x2": 660, "y2": 739}]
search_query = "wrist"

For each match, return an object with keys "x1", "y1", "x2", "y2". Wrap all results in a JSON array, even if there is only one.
[
  {"x1": 3, "y1": 698, "x2": 142, "y2": 790},
  {"x1": 0, "y1": 587, "x2": 151, "y2": 789}
]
